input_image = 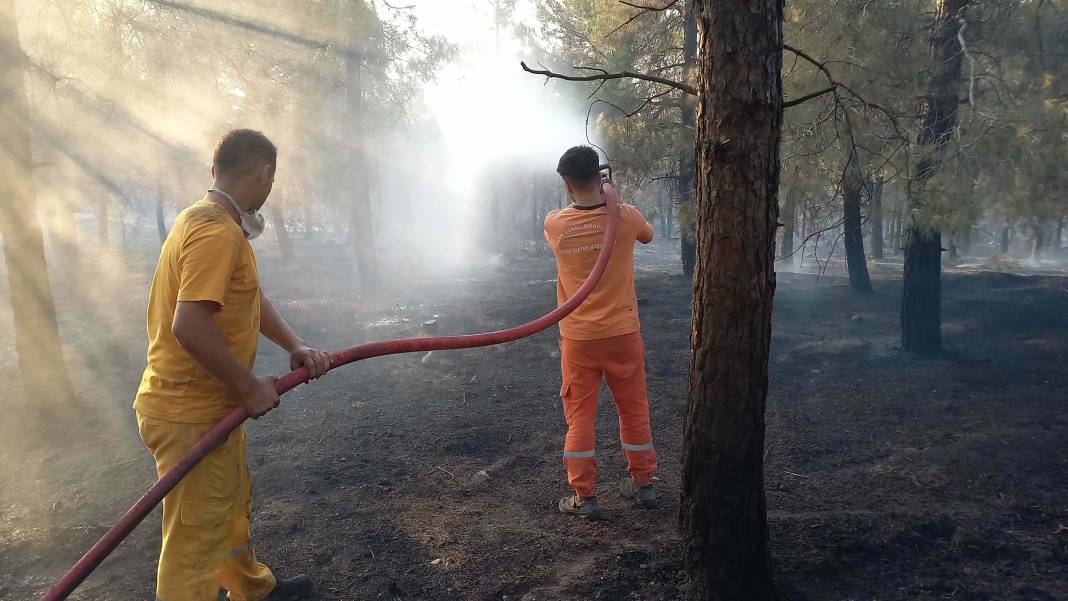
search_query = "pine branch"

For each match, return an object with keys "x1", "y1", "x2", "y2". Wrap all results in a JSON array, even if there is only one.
[{"x1": 520, "y1": 61, "x2": 696, "y2": 95}]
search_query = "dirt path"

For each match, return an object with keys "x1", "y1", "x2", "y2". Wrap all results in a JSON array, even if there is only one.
[{"x1": 2, "y1": 239, "x2": 1066, "y2": 600}]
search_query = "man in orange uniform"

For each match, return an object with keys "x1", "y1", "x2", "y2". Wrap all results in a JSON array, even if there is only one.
[
  {"x1": 544, "y1": 145, "x2": 657, "y2": 520},
  {"x1": 134, "y1": 129, "x2": 330, "y2": 600}
]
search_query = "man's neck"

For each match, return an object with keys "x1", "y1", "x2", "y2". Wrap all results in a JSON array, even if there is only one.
[
  {"x1": 207, "y1": 181, "x2": 245, "y2": 223},
  {"x1": 571, "y1": 191, "x2": 603, "y2": 207}
]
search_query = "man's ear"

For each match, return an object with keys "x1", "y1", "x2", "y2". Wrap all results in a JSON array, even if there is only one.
[{"x1": 563, "y1": 179, "x2": 574, "y2": 195}]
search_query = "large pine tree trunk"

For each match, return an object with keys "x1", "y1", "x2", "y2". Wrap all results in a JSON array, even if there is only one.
[
  {"x1": 680, "y1": 1, "x2": 781, "y2": 598},
  {"x1": 842, "y1": 149, "x2": 872, "y2": 291},
  {"x1": 871, "y1": 176, "x2": 884, "y2": 259},
  {"x1": 345, "y1": 43, "x2": 379, "y2": 289},
  {"x1": 678, "y1": 1, "x2": 698, "y2": 279},
  {"x1": 779, "y1": 192, "x2": 795, "y2": 260},
  {"x1": 0, "y1": 0, "x2": 75, "y2": 406},
  {"x1": 901, "y1": 0, "x2": 969, "y2": 354}
]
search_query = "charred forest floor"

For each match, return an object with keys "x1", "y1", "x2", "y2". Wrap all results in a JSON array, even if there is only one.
[{"x1": 1, "y1": 238, "x2": 1067, "y2": 601}]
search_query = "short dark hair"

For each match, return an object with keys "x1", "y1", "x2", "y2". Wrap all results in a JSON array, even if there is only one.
[
  {"x1": 213, "y1": 129, "x2": 277, "y2": 176},
  {"x1": 556, "y1": 145, "x2": 600, "y2": 185}
]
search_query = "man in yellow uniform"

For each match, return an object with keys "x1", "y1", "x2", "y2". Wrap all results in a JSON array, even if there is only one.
[{"x1": 134, "y1": 129, "x2": 330, "y2": 601}]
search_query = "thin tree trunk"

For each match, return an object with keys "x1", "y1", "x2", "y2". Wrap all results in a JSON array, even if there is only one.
[
  {"x1": 1000, "y1": 221, "x2": 1011, "y2": 254},
  {"x1": 901, "y1": 0, "x2": 970, "y2": 354},
  {"x1": 0, "y1": 0, "x2": 75, "y2": 406},
  {"x1": 156, "y1": 188, "x2": 168, "y2": 243},
  {"x1": 780, "y1": 192, "x2": 795, "y2": 260},
  {"x1": 46, "y1": 192, "x2": 80, "y2": 272},
  {"x1": 871, "y1": 175, "x2": 884, "y2": 259},
  {"x1": 894, "y1": 209, "x2": 905, "y2": 254},
  {"x1": 272, "y1": 195, "x2": 293, "y2": 262},
  {"x1": 97, "y1": 196, "x2": 108, "y2": 247},
  {"x1": 666, "y1": 192, "x2": 673, "y2": 239},
  {"x1": 531, "y1": 177, "x2": 540, "y2": 239},
  {"x1": 678, "y1": 2, "x2": 698, "y2": 279},
  {"x1": 1031, "y1": 225, "x2": 1043, "y2": 260},
  {"x1": 1055, "y1": 216, "x2": 1063, "y2": 253},
  {"x1": 680, "y1": 1, "x2": 781, "y2": 599},
  {"x1": 659, "y1": 194, "x2": 668, "y2": 238},
  {"x1": 345, "y1": 43, "x2": 379, "y2": 288},
  {"x1": 843, "y1": 168, "x2": 872, "y2": 291}
]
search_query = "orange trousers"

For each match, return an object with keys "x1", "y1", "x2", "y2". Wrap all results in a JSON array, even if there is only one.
[{"x1": 559, "y1": 331, "x2": 656, "y2": 497}]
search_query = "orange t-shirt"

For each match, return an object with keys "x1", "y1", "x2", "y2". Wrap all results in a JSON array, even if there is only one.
[{"x1": 544, "y1": 202, "x2": 654, "y2": 340}]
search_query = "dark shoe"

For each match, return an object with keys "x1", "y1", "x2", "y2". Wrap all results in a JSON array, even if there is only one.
[
  {"x1": 620, "y1": 477, "x2": 657, "y2": 509},
  {"x1": 558, "y1": 495, "x2": 602, "y2": 520},
  {"x1": 264, "y1": 575, "x2": 312, "y2": 600}
]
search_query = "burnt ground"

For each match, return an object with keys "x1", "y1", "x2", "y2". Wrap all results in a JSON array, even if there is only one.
[{"x1": 1, "y1": 237, "x2": 1067, "y2": 601}]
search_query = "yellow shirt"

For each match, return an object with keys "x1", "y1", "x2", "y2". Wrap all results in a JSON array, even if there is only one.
[
  {"x1": 544, "y1": 202, "x2": 654, "y2": 340},
  {"x1": 134, "y1": 200, "x2": 261, "y2": 423}
]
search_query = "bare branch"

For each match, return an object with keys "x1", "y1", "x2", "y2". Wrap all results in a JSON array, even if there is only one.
[
  {"x1": 619, "y1": 0, "x2": 680, "y2": 10},
  {"x1": 520, "y1": 61, "x2": 696, "y2": 95},
  {"x1": 605, "y1": 0, "x2": 681, "y2": 39},
  {"x1": 784, "y1": 85, "x2": 836, "y2": 108}
]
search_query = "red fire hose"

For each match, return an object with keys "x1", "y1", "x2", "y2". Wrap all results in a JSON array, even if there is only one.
[{"x1": 40, "y1": 181, "x2": 620, "y2": 601}]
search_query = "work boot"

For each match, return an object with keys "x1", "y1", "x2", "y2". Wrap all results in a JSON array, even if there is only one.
[
  {"x1": 263, "y1": 575, "x2": 312, "y2": 600},
  {"x1": 558, "y1": 494, "x2": 602, "y2": 520},
  {"x1": 620, "y1": 477, "x2": 657, "y2": 509}
]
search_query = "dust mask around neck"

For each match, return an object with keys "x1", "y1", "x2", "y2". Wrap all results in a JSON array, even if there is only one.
[{"x1": 210, "y1": 187, "x2": 265, "y2": 240}]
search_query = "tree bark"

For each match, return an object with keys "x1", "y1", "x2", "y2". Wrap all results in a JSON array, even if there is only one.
[
  {"x1": 779, "y1": 192, "x2": 795, "y2": 260},
  {"x1": 0, "y1": 0, "x2": 75, "y2": 406},
  {"x1": 901, "y1": 0, "x2": 969, "y2": 354},
  {"x1": 1000, "y1": 220, "x2": 1011, "y2": 254},
  {"x1": 678, "y1": 1, "x2": 698, "y2": 279},
  {"x1": 1055, "y1": 216, "x2": 1064, "y2": 253},
  {"x1": 344, "y1": 43, "x2": 379, "y2": 288},
  {"x1": 870, "y1": 175, "x2": 884, "y2": 259},
  {"x1": 837, "y1": 102, "x2": 872, "y2": 291},
  {"x1": 843, "y1": 167, "x2": 872, "y2": 291},
  {"x1": 680, "y1": 1, "x2": 781, "y2": 599}
]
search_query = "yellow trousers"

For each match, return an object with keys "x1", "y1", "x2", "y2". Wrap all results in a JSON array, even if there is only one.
[{"x1": 137, "y1": 413, "x2": 276, "y2": 601}]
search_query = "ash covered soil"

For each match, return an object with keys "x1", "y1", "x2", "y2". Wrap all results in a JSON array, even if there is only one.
[{"x1": 2, "y1": 238, "x2": 1067, "y2": 601}]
